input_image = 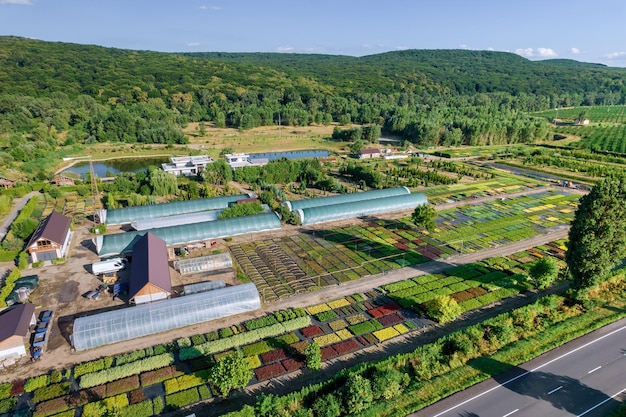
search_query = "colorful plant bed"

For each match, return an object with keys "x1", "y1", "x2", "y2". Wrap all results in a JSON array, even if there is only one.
[
  {"x1": 255, "y1": 363, "x2": 287, "y2": 381},
  {"x1": 301, "y1": 325, "x2": 324, "y2": 338}
]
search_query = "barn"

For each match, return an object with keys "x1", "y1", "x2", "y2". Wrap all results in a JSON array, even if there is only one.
[
  {"x1": 129, "y1": 233, "x2": 172, "y2": 304},
  {"x1": 26, "y1": 211, "x2": 72, "y2": 263},
  {"x1": 0, "y1": 303, "x2": 36, "y2": 367}
]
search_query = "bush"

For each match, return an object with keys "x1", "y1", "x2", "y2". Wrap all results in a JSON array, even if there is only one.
[
  {"x1": 24, "y1": 375, "x2": 50, "y2": 392},
  {"x1": 163, "y1": 371, "x2": 209, "y2": 395},
  {"x1": 0, "y1": 397, "x2": 16, "y2": 414},
  {"x1": 191, "y1": 334, "x2": 207, "y2": 346},
  {"x1": 165, "y1": 387, "x2": 200, "y2": 409},
  {"x1": 115, "y1": 349, "x2": 147, "y2": 366},
  {"x1": 153, "y1": 396, "x2": 164, "y2": 415},
  {"x1": 0, "y1": 268, "x2": 22, "y2": 308},
  {"x1": 0, "y1": 382, "x2": 12, "y2": 400},
  {"x1": 79, "y1": 353, "x2": 175, "y2": 389},
  {"x1": 118, "y1": 400, "x2": 154, "y2": 417},
  {"x1": 73, "y1": 358, "x2": 112, "y2": 379},
  {"x1": 32, "y1": 382, "x2": 71, "y2": 403},
  {"x1": 219, "y1": 327, "x2": 234, "y2": 338},
  {"x1": 244, "y1": 315, "x2": 278, "y2": 331},
  {"x1": 83, "y1": 394, "x2": 129, "y2": 417}
]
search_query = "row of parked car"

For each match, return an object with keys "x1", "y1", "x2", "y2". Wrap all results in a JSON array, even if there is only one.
[{"x1": 31, "y1": 310, "x2": 53, "y2": 360}]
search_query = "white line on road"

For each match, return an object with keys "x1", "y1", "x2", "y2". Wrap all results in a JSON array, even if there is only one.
[
  {"x1": 502, "y1": 409, "x2": 519, "y2": 417},
  {"x1": 548, "y1": 385, "x2": 563, "y2": 395},
  {"x1": 577, "y1": 386, "x2": 626, "y2": 416},
  {"x1": 587, "y1": 366, "x2": 602, "y2": 374},
  {"x1": 428, "y1": 324, "x2": 626, "y2": 417}
]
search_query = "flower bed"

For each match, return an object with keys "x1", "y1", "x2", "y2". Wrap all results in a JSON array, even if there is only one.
[
  {"x1": 320, "y1": 346, "x2": 339, "y2": 361},
  {"x1": 260, "y1": 348, "x2": 287, "y2": 364},
  {"x1": 246, "y1": 355, "x2": 262, "y2": 369},
  {"x1": 165, "y1": 387, "x2": 200, "y2": 409},
  {"x1": 306, "y1": 303, "x2": 331, "y2": 315},
  {"x1": 281, "y1": 358, "x2": 305, "y2": 372},
  {"x1": 348, "y1": 319, "x2": 383, "y2": 336},
  {"x1": 140, "y1": 365, "x2": 182, "y2": 387},
  {"x1": 316, "y1": 310, "x2": 338, "y2": 322},
  {"x1": 254, "y1": 363, "x2": 287, "y2": 381},
  {"x1": 314, "y1": 333, "x2": 342, "y2": 347},
  {"x1": 327, "y1": 298, "x2": 350, "y2": 309},
  {"x1": 394, "y1": 323, "x2": 409, "y2": 334},
  {"x1": 241, "y1": 341, "x2": 272, "y2": 357},
  {"x1": 328, "y1": 319, "x2": 348, "y2": 331},
  {"x1": 332, "y1": 339, "x2": 361, "y2": 355},
  {"x1": 346, "y1": 314, "x2": 368, "y2": 325},
  {"x1": 301, "y1": 325, "x2": 324, "y2": 338},
  {"x1": 335, "y1": 329, "x2": 353, "y2": 340},
  {"x1": 377, "y1": 312, "x2": 405, "y2": 327},
  {"x1": 373, "y1": 327, "x2": 401, "y2": 342},
  {"x1": 368, "y1": 304, "x2": 402, "y2": 318}
]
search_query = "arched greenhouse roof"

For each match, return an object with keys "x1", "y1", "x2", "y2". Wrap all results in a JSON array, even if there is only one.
[
  {"x1": 297, "y1": 192, "x2": 427, "y2": 225},
  {"x1": 71, "y1": 283, "x2": 261, "y2": 351},
  {"x1": 284, "y1": 187, "x2": 409, "y2": 212},
  {"x1": 95, "y1": 212, "x2": 281, "y2": 257},
  {"x1": 131, "y1": 210, "x2": 222, "y2": 231},
  {"x1": 99, "y1": 194, "x2": 250, "y2": 225}
]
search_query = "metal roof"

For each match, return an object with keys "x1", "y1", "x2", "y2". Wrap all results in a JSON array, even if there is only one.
[
  {"x1": 0, "y1": 303, "x2": 35, "y2": 342},
  {"x1": 129, "y1": 233, "x2": 171, "y2": 301},
  {"x1": 27, "y1": 211, "x2": 71, "y2": 247}
]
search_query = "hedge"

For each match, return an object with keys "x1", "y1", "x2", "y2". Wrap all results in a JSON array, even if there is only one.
[
  {"x1": 105, "y1": 375, "x2": 140, "y2": 397},
  {"x1": 0, "y1": 397, "x2": 16, "y2": 414},
  {"x1": 24, "y1": 375, "x2": 50, "y2": 392},
  {"x1": 117, "y1": 400, "x2": 153, "y2": 417},
  {"x1": 79, "y1": 353, "x2": 175, "y2": 389},
  {"x1": 0, "y1": 269, "x2": 22, "y2": 308},
  {"x1": 241, "y1": 341, "x2": 272, "y2": 357},
  {"x1": 82, "y1": 394, "x2": 129, "y2": 417},
  {"x1": 0, "y1": 382, "x2": 12, "y2": 400},
  {"x1": 140, "y1": 365, "x2": 182, "y2": 387},
  {"x1": 73, "y1": 357, "x2": 113, "y2": 379},
  {"x1": 115, "y1": 349, "x2": 147, "y2": 366},
  {"x1": 163, "y1": 371, "x2": 209, "y2": 395},
  {"x1": 244, "y1": 315, "x2": 278, "y2": 331},
  {"x1": 153, "y1": 397, "x2": 164, "y2": 415},
  {"x1": 165, "y1": 387, "x2": 200, "y2": 409},
  {"x1": 32, "y1": 382, "x2": 71, "y2": 403},
  {"x1": 180, "y1": 316, "x2": 311, "y2": 360},
  {"x1": 348, "y1": 319, "x2": 383, "y2": 336}
]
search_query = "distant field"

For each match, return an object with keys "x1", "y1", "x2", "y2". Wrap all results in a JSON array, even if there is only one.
[
  {"x1": 556, "y1": 124, "x2": 626, "y2": 153},
  {"x1": 533, "y1": 105, "x2": 626, "y2": 123}
]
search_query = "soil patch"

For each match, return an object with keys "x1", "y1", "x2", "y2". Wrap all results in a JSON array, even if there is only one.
[{"x1": 57, "y1": 281, "x2": 79, "y2": 303}]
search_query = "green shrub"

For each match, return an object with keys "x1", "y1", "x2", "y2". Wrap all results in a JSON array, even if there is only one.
[
  {"x1": 244, "y1": 315, "x2": 278, "y2": 331},
  {"x1": 164, "y1": 371, "x2": 209, "y2": 395},
  {"x1": 83, "y1": 394, "x2": 129, "y2": 417},
  {"x1": 242, "y1": 341, "x2": 272, "y2": 357},
  {"x1": 219, "y1": 327, "x2": 234, "y2": 338},
  {"x1": 0, "y1": 268, "x2": 22, "y2": 308},
  {"x1": 165, "y1": 387, "x2": 200, "y2": 409},
  {"x1": 118, "y1": 400, "x2": 154, "y2": 417},
  {"x1": 73, "y1": 358, "x2": 109, "y2": 378},
  {"x1": 176, "y1": 337, "x2": 192, "y2": 349},
  {"x1": 205, "y1": 331, "x2": 219, "y2": 342},
  {"x1": 198, "y1": 384, "x2": 212, "y2": 400},
  {"x1": 316, "y1": 310, "x2": 338, "y2": 322},
  {"x1": 32, "y1": 382, "x2": 71, "y2": 403},
  {"x1": 115, "y1": 349, "x2": 147, "y2": 366},
  {"x1": 24, "y1": 375, "x2": 50, "y2": 392},
  {"x1": 191, "y1": 334, "x2": 206, "y2": 346},
  {"x1": 153, "y1": 397, "x2": 164, "y2": 415},
  {"x1": 153, "y1": 343, "x2": 169, "y2": 355},
  {"x1": 0, "y1": 397, "x2": 16, "y2": 414},
  {"x1": 80, "y1": 353, "x2": 175, "y2": 389},
  {"x1": 0, "y1": 382, "x2": 12, "y2": 400}
]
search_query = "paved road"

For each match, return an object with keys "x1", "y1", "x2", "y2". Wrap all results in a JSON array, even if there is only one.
[
  {"x1": 0, "y1": 191, "x2": 39, "y2": 241},
  {"x1": 411, "y1": 318, "x2": 626, "y2": 417}
]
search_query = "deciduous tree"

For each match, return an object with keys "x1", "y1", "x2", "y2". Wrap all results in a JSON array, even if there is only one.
[
  {"x1": 209, "y1": 351, "x2": 252, "y2": 397},
  {"x1": 411, "y1": 204, "x2": 437, "y2": 231}
]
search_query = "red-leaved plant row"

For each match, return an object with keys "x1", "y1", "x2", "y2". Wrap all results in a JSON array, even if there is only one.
[
  {"x1": 301, "y1": 325, "x2": 324, "y2": 338},
  {"x1": 377, "y1": 312, "x2": 405, "y2": 327},
  {"x1": 260, "y1": 348, "x2": 287, "y2": 364},
  {"x1": 129, "y1": 388, "x2": 146, "y2": 405},
  {"x1": 356, "y1": 336, "x2": 370, "y2": 347},
  {"x1": 368, "y1": 304, "x2": 401, "y2": 318},
  {"x1": 332, "y1": 339, "x2": 360, "y2": 355},
  {"x1": 320, "y1": 346, "x2": 339, "y2": 361},
  {"x1": 281, "y1": 358, "x2": 305, "y2": 372},
  {"x1": 140, "y1": 365, "x2": 182, "y2": 387},
  {"x1": 254, "y1": 363, "x2": 287, "y2": 381}
]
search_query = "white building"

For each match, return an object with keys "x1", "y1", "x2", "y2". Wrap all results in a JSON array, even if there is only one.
[
  {"x1": 224, "y1": 153, "x2": 269, "y2": 169},
  {"x1": 0, "y1": 303, "x2": 36, "y2": 367},
  {"x1": 161, "y1": 155, "x2": 213, "y2": 176}
]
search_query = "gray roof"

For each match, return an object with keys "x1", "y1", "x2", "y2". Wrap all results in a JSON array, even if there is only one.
[
  {"x1": 129, "y1": 233, "x2": 171, "y2": 301},
  {"x1": 0, "y1": 303, "x2": 35, "y2": 342},
  {"x1": 27, "y1": 211, "x2": 71, "y2": 247}
]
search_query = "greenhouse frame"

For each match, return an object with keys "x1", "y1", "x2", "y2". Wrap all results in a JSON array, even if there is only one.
[
  {"x1": 183, "y1": 280, "x2": 226, "y2": 295},
  {"x1": 131, "y1": 210, "x2": 222, "y2": 231},
  {"x1": 296, "y1": 192, "x2": 428, "y2": 225},
  {"x1": 284, "y1": 187, "x2": 409, "y2": 212},
  {"x1": 71, "y1": 283, "x2": 261, "y2": 351},
  {"x1": 97, "y1": 194, "x2": 250, "y2": 225},
  {"x1": 95, "y1": 212, "x2": 282, "y2": 257},
  {"x1": 173, "y1": 253, "x2": 233, "y2": 274}
]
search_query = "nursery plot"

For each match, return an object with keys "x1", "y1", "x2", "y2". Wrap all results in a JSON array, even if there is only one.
[{"x1": 423, "y1": 175, "x2": 544, "y2": 204}]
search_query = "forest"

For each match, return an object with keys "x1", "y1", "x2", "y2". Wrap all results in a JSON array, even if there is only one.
[{"x1": 2, "y1": 36, "x2": 626, "y2": 180}]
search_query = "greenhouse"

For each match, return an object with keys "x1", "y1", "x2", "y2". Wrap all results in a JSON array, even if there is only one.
[
  {"x1": 95, "y1": 212, "x2": 282, "y2": 257},
  {"x1": 97, "y1": 194, "x2": 250, "y2": 225},
  {"x1": 131, "y1": 210, "x2": 221, "y2": 231},
  {"x1": 296, "y1": 192, "x2": 428, "y2": 225},
  {"x1": 71, "y1": 283, "x2": 261, "y2": 351},
  {"x1": 173, "y1": 253, "x2": 233, "y2": 274},
  {"x1": 284, "y1": 186, "x2": 409, "y2": 212},
  {"x1": 183, "y1": 280, "x2": 226, "y2": 295}
]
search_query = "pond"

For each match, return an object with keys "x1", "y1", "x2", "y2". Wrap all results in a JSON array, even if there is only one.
[
  {"x1": 249, "y1": 150, "x2": 330, "y2": 161},
  {"x1": 62, "y1": 157, "x2": 170, "y2": 178}
]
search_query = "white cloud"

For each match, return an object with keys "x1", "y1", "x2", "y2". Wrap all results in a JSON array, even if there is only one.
[
  {"x1": 187, "y1": 42, "x2": 200, "y2": 47},
  {"x1": 515, "y1": 48, "x2": 535, "y2": 57},
  {"x1": 459, "y1": 44, "x2": 470, "y2": 50},
  {"x1": 487, "y1": 47, "x2": 495, "y2": 51},
  {"x1": 537, "y1": 47, "x2": 557, "y2": 57},
  {"x1": 570, "y1": 47, "x2": 581, "y2": 54},
  {"x1": 209, "y1": 5, "x2": 222, "y2": 11},
  {"x1": 199, "y1": 5, "x2": 207, "y2": 10},
  {"x1": 607, "y1": 51, "x2": 626, "y2": 59},
  {"x1": 0, "y1": 0, "x2": 32, "y2": 5},
  {"x1": 276, "y1": 45, "x2": 295, "y2": 53}
]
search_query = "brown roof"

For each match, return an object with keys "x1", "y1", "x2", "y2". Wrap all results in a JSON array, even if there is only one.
[
  {"x1": 0, "y1": 303, "x2": 35, "y2": 343},
  {"x1": 27, "y1": 211, "x2": 71, "y2": 247},
  {"x1": 129, "y1": 233, "x2": 171, "y2": 300},
  {"x1": 359, "y1": 148, "x2": 381, "y2": 155}
]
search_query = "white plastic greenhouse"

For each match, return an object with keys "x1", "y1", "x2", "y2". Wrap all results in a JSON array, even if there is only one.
[
  {"x1": 131, "y1": 210, "x2": 222, "y2": 231},
  {"x1": 183, "y1": 280, "x2": 226, "y2": 295},
  {"x1": 173, "y1": 253, "x2": 233, "y2": 274},
  {"x1": 97, "y1": 194, "x2": 250, "y2": 225},
  {"x1": 284, "y1": 186, "x2": 409, "y2": 212},
  {"x1": 296, "y1": 192, "x2": 428, "y2": 225},
  {"x1": 71, "y1": 283, "x2": 261, "y2": 351}
]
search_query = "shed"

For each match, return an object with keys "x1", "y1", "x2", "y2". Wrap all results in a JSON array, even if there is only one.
[
  {"x1": 26, "y1": 211, "x2": 72, "y2": 263},
  {"x1": 129, "y1": 233, "x2": 172, "y2": 304},
  {"x1": 0, "y1": 303, "x2": 36, "y2": 366},
  {"x1": 50, "y1": 175, "x2": 76, "y2": 186},
  {"x1": 358, "y1": 148, "x2": 382, "y2": 159}
]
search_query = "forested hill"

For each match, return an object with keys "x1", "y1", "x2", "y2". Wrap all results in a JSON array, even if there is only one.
[{"x1": 2, "y1": 36, "x2": 626, "y2": 100}]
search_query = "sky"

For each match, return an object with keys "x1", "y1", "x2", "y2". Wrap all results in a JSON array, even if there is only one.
[{"x1": 1, "y1": 0, "x2": 626, "y2": 67}]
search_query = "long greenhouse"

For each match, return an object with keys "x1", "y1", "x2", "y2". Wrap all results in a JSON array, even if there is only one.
[
  {"x1": 97, "y1": 194, "x2": 250, "y2": 225},
  {"x1": 94, "y1": 212, "x2": 282, "y2": 257},
  {"x1": 71, "y1": 283, "x2": 261, "y2": 351},
  {"x1": 284, "y1": 186, "x2": 410, "y2": 212},
  {"x1": 131, "y1": 210, "x2": 222, "y2": 231},
  {"x1": 296, "y1": 192, "x2": 428, "y2": 225}
]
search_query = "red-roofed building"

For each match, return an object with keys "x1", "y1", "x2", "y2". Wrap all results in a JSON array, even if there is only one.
[
  {"x1": 26, "y1": 212, "x2": 72, "y2": 263},
  {"x1": 0, "y1": 303, "x2": 36, "y2": 367},
  {"x1": 358, "y1": 148, "x2": 382, "y2": 159},
  {"x1": 129, "y1": 233, "x2": 172, "y2": 304}
]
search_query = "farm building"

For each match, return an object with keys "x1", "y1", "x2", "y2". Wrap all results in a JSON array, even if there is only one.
[
  {"x1": 0, "y1": 176, "x2": 16, "y2": 189},
  {"x1": 95, "y1": 212, "x2": 282, "y2": 257},
  {"x1": 161, "y1": 155, "x2": 213, "y2": 176},
  {"x1": 71, "y1": 283, "x2": 261, "y2": 350},
  {"x1": 358, "y1": 148, "x2": 382, "y2": 159},
  {"x1": 296, "y1": 192, "x2": 428, "y2": 226},
  {"x1": 0, "y1": 303, "x2": 36, "y2": 367},
  {"x1": 284, "y1": 187, "x2": 410, "y2": 212},
  {"x1": 224, "y1": 153, "x2": 269, "y2": 169},
  {"x1": 50, "y1": 175, "x2": 77, "y2": 186},
  {"x1": 96, "y1": 194, "x2": 250, "y2": 225},
  {"x1": 129, "y1": 233, "x2": 172, "y2": 304},
  {"x1": 26, "y1": 211, "x2": 72, "y2": 263},
  {"x1": 173, "y1": 252, "x2": 233, "y2": 274}
]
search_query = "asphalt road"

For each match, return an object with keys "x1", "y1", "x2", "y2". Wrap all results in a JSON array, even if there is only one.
[{"x1": 411, "y1": 317, "x2": 626, "y2": 417}]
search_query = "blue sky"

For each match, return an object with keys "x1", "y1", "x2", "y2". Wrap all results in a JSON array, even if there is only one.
[{"x1": 1, "y1": 0, "x2": 625, "y2": 67}]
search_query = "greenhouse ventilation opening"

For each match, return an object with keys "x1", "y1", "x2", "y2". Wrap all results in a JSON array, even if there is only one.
[{"x1": 71, "y1": 283, "x2": 261, "y2": 351}]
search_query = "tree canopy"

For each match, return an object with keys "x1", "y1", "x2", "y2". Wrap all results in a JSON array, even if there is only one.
[{"x1": 566, "y1": 175, "x2": 626, "y2": 289}]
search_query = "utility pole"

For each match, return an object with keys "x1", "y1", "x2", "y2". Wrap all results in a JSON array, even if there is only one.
[{"x1": 89, "y1": 156, "x2": 100, "y2": 225}]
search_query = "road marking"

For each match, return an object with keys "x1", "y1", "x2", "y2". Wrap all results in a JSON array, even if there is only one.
[
  {"x1": 587, "y1": 366, "x2": 601, "y2": 374},
  {"x1": 502, "y1": 409, "x2": 519, "y2": 417},
  {"x1": 577, "y1": 386, "x2": 626, "y2": 416},
  {"x1": 548, "y1": 385, "x2": 563, "y2": 395},
  {"x1": 427, "y1": 324, "x2": 626, "y2": 417}
]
